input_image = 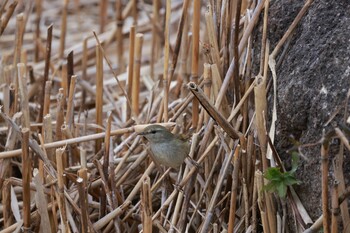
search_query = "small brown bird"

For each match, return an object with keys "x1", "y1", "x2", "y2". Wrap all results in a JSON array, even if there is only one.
[{"x1": 139, "y1": 125, "x2": 190, "y2": 169}]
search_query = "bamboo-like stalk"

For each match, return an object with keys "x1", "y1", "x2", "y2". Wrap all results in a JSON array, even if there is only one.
[
  {"x1": 0, "y1": 1, "x2": 18, "y2": 36},
  {"x1": 127, "y1": 25, "x2": 136, "y2": 120},
  {"x1": 132, "y1": 33, "x2": 144, "y2": 116},
  {"x1": 21, "y1": 128, "x2": 31, "y2": 232},
  {"x1": 187, "y1": 82, "x2": 243, "y2": 140},
  {"x1": 0, "y1": 123, "x2": 175, "y2": 159},
  {"x1": 254, "y1": 74, "x2": 268, "y2": 170},
  {"x1": 132, "y1": 0, "x2": 137, "y2": 24},
  {"x1": 322, "y1": 140, "x2": 330, "y2": 233},
  {"x1": 59, "y1": 0, "x2": 69, "y2": 58},
  {"x1": 200, "y1": 149, "x2": 235, "y2": 232},
  {"x1": 99, "y1": 0, "x2": 107, "y2": 33},
  {"x1": 233, "y1": 0, "x2": 242, "y2": 102},
  {"x1": 77, "y1": 177, "x2": 88, "y2": 233},
  {"x1": 38, "y1": 25, "x2": 53, "y2": 122},
  {"x1": 33, "y1": 174, "x2": 52, "y2": 233},
  {"x1": 103, "y1": 113, "x2": 112, "y2": 178},
  {"x1": 34, "y1": 0, "x2": 42, "y2": 62},
  {"x1": 331, "y1": 182, "x2": 339, "y2": 233},
  {"x1": 191, "y1": 0, "x2": 201, "y2": 129},
  {"x1": 203, "y1": 63, "x2": 212, "y2": 124},
  {"x1": 95, "y1": 44, "x2": 103, "y2": 153},
  {"x1": 13, "y1": 14, "x2": 25, "y2": 112},
  {"x1": 65, "y1": 74, "x2": 77, "y2": 129},
  {"x1": 141, "y1": 176, "x2": 153, "y2": 233},
  {"x1": 17, "y1": 63, "x2": 30, "y2": 128},
  {"x1": 67, "y1": 51, "x2": 74, "y2": 90},
  {"x1": 162, "y1": 0, "x2": 171, "y2": 122},
  {"x1": 42, "y1": 81, "x2": 52, "y2": 121},
  {"x1": 55, "y1": 88, "x2": 65, "y2": 141},
  {"x1": 55, "y1": 147, "x2": 69, "y2": 232},
  {"x1": 150, "y1": 0, "x2": 160, "y2": 78},
  {"x1": 81, "y1": 36, "x2": 89, "y2": 108},
  {"x1": 115, "y1": 0, "x2": 124, "y2": 73},
  {"x1": 43, "y1": 114, "x2": 54, "y2": 161},
  {"x1": 228, "y1": 146, "x2": 242, "y2": 232},
  {"x1": 256, "y1": 170, "x2": 270, "y2": 233},
  {"x1": 205, "y1": 5, "x2": 221, "y2": 76},
  {"x1": 2, "y1": 180, "x2": 12, "y2": 228}
]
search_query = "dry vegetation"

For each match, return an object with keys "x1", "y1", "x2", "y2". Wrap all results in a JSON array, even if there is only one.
[{"x1": 0, "y1": 0, "x2": 349, "y2": 232}]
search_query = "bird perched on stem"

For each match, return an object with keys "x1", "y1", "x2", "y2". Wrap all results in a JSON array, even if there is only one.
[{"x1": 139, "y1": 124, "x2": 190, "y2": 169}]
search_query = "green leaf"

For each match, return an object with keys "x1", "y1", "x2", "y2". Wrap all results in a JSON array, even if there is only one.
[
  {"x1": 290, "y1": 152, "x2": 300, "y2": 174},
  {"x1": 276, "y1": 182, "x2": 287, "y2": 198}
]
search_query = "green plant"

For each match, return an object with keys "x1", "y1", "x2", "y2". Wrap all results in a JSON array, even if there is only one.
[{"x1": 263, "y1": 153, "x2": 301, "y2": 198}]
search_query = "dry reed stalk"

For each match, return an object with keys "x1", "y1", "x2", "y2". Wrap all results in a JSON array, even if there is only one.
[
  {"x1": 127, "y1": 25, "x2": 136, "y2": 119},
  {"x1": 99, "y1": 0, "x2": 107, "y2": 33},
  {"x1": 187, "y1": 82, "x2": 242, "y2": 140},
  {"x1": 21, "y1": 128, "x2": 31, "y2": 231},
  {"x1": 162, "y1": 0, "x2": 171, "y2": 122},
  {"x1": 55, "y1": 88, "x2": 65, "y2": 141},
  {"x1": 42, "y1": 80, "x2": 52, "y2": 120},
  {"x1": 33, "y1": 174, "x2": 52, "y2": 233},
  {"x1": 103, "y1": 113, "x2": 112, "y2": 177},
  {"x1": 0, "y1": 123, "x2": 175, "y2": 159},
  {"x1": 61, "y1": 63, "x2": 68, "y2": 96},
  {"x1": 331, "y1": 182, "x2": 339, "y2": 233},
  {"x1": 93, "y1": 200, "x2": 131, "y2": 230},
  {"x1": 61, "y1": 124, "x2": 80, "y2": 163},
  {"x1": 205, "y1": 5, "x2": 221, "y2": 76},
  {"x1": 81, "y1": 37, "x2": 89, "y2": 107},
  {"x1": 95, "y1": 44, "x2": 103, "y2": 153},
  {"x1": 200, "y1": 149, "x2": 235, "y2": 232},
  {"x1": 13, "y1": 13, "x2": 25, "y2": 111},
  {"x1": 65, "y1": 74, "x2": 77, "y2": 128},
  {"x1": 17, "y1": 63, "x2": 30, "y2": 128},
  {"x1": 132, "y1": 0, "x2": 137, "y2": 24},
  {"x1": 256, "y1": 170, "x2": 270, "y2": 233},
  {"x1": 270, "y1": 0, "x2": 314, "y2": 59},
  {"x1": 132, "y1": 33, "x2": 144, "y2": 115},
  {"x1": 114, "y1": 151, "x2": 147, "y2": 187},
  {"x1": 191, "y1": 0, "x2": 201, "y2": 129},
  {"x1": 150, "y1": 0, "x2": 160, "y2": 78},
  {"x1": 59, "y1": 0, "x2": 69, "y2": 58},
  {"x1": 228, "y1": 146, "x2": 242, "y2": 232},
  {"x1": 38, "y1": 25, "x2": 53, "y2": 122},
  {"x1": 259, "y1": 0, "x2": 269, "y2": 75},
  {"x1": 43, "y1": 114, "x2": 54, "y2": 159},
  {"x1": 168, "y1": 0, "x2": 190, "y2": 90},
  {"x1": 115, "y1": 0, "x2": 124, "y2": 73},
  {"x1": 34, "y1": 0, "x2": 42, "y2": 62},
  {"x1": 55, "y1": 147, "x2": 69, "y2": 232},
  {"x1": 2, "y1": 180, "x2": 13, "y2": 228},
  {"x1": 321, "y1": 140, "x2": 330, "y2": 233},
  {"x1": 233, "y1": 0, "x2": 243, "y2": 103},
  {"x1": 77, "y1": 178, "x2": 88, "y2": 233},
  {"x1": 0, "y1": 1, "x2": 18, "y2": 36},
  {"x1": 253, "y1": 75, "x2": 268, "y2": 170},
  {"x1": 94, "y1": 160, "x2": 120, "y2": 231},
  {"x1": 333, "y1": 136, "x2": 350, "y2": 228},
  {"x1": 13, "y1": 13, "x2": 25, "y2": 66},
  {"x1": 203, "y1": 63, "x2": 211, "y2": 124},
  {"x1": 141, "y1": 176, "x2": 153, "y2": 233},
  {"x1": 179, "y1": 30, "x2": 191, "y2": 98}
]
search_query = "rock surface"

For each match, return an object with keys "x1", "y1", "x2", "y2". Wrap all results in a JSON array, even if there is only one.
[{"x1": 259, "y1": 0, "x2": 350, "y2": 225}]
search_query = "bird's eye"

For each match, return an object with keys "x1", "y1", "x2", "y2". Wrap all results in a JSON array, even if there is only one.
[{"x1": 150, "y1": 130, "x2": 157, "y2": 134}]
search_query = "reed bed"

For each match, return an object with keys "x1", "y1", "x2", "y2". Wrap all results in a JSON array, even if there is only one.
[{"x1": 0, "y1": 0, "x2": 349, "y2": 232}]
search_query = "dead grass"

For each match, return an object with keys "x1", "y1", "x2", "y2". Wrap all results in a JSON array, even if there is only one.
[{"x1": 0, "y1": 0, "x2": 349, "y2": 232}]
